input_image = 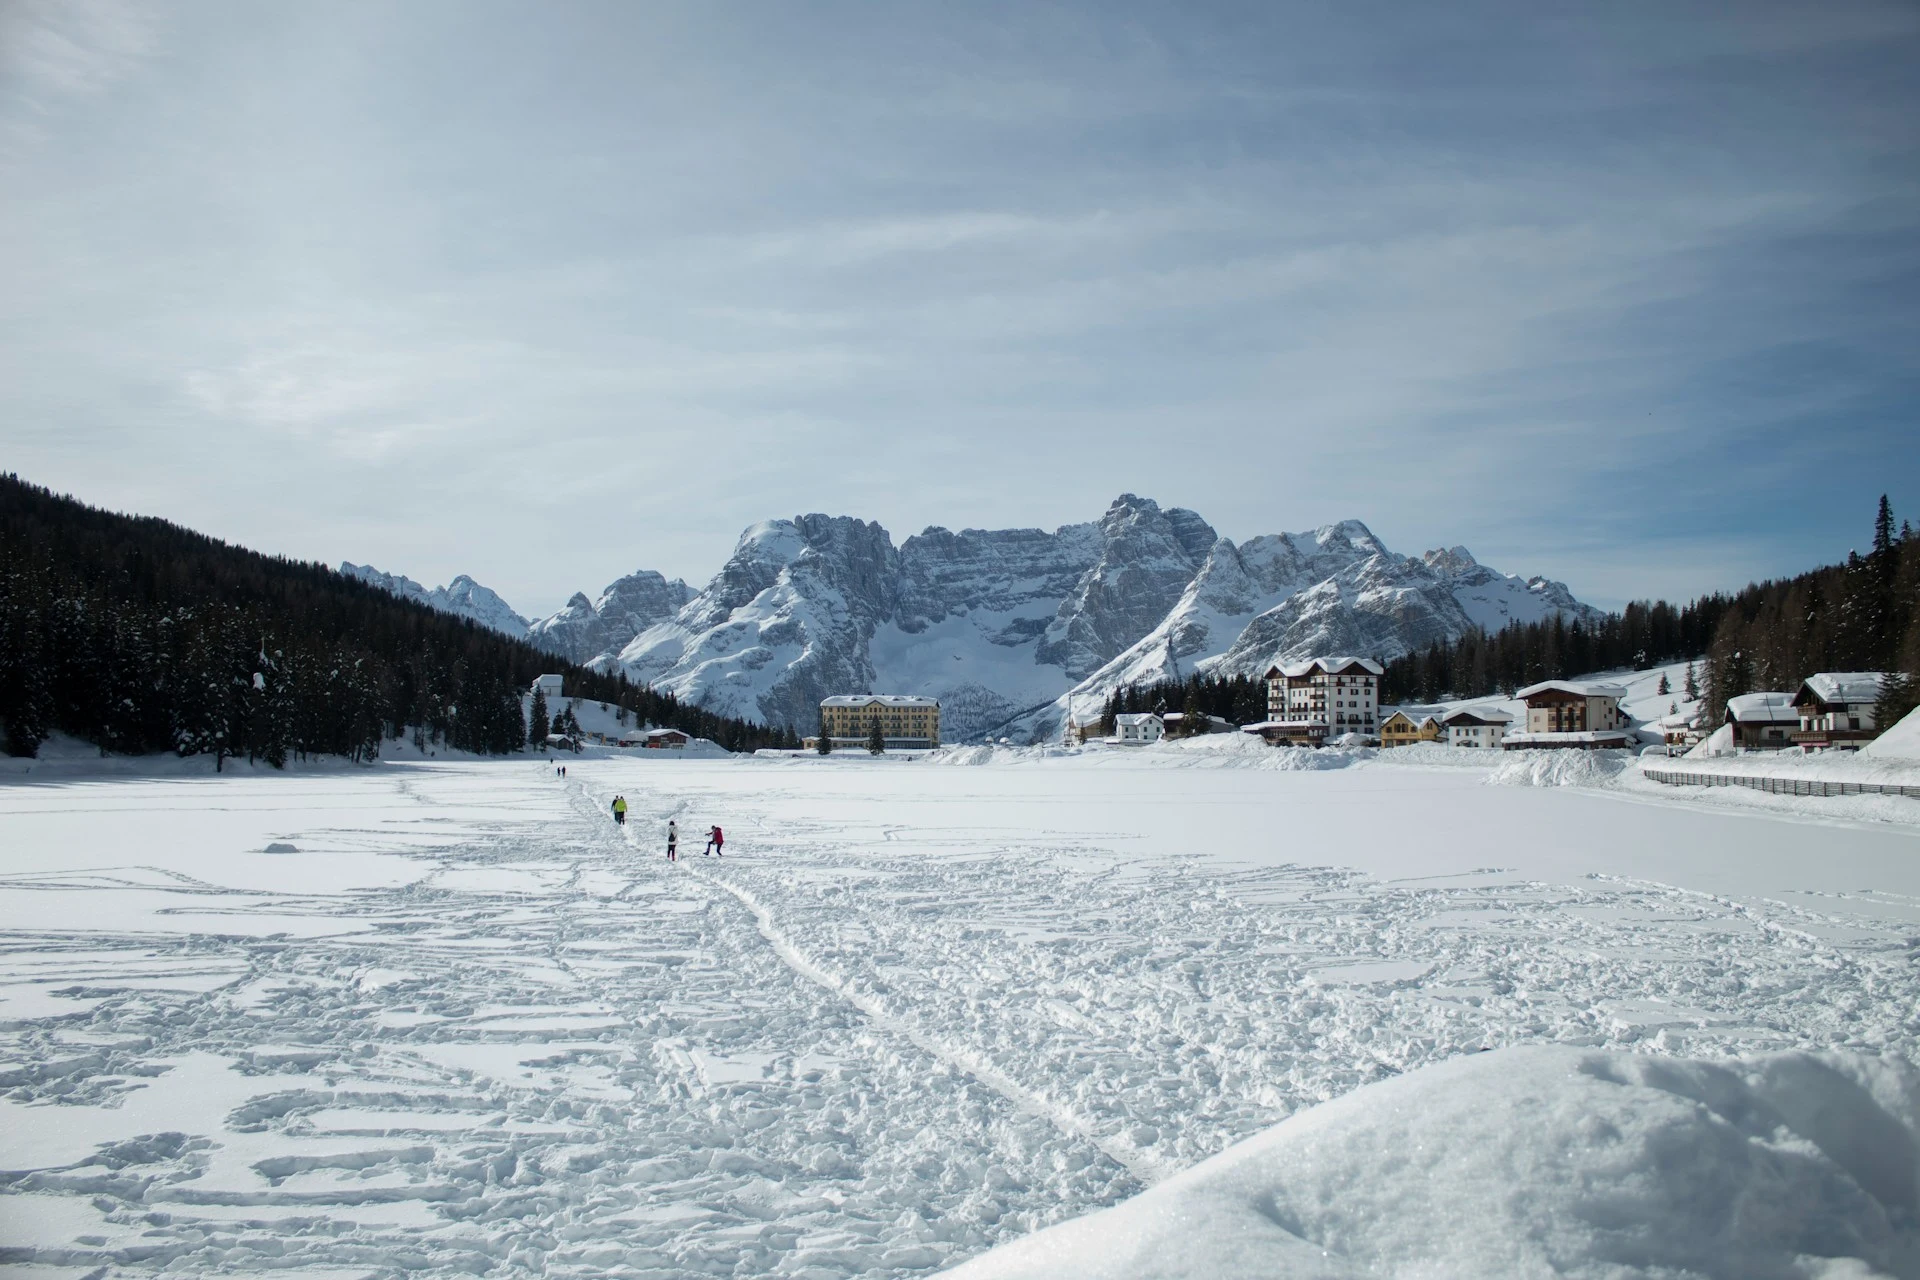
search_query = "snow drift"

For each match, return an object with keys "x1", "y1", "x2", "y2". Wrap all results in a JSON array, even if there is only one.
[
  {"x1": 1488, "y1": 748, "x2": 1634, "y2": 789},
  {"x1": 1866, "y1": 706, "x2": 1920, "y2": 760},
  {"x1": 948, "y1": 1043, "x2": 1920, "y2": 1280}
]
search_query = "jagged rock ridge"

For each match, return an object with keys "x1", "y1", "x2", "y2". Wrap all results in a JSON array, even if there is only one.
[{"x1": 339, "y1": 563, "x2": 533, "y2": 642}]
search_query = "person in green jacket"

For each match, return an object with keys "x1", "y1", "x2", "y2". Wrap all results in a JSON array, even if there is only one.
[{"x1": 611, "y1": 795, "x2": 628, "y2": 825}]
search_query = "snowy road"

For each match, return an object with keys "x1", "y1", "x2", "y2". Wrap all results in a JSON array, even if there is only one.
[{"x1": 4, "y1": 754, "x2": 1920, "y2": 1276}]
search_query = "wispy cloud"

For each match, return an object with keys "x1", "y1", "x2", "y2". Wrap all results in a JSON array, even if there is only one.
[{"x1": 0, "y1": 0, "x2": 155, "y2": 129}]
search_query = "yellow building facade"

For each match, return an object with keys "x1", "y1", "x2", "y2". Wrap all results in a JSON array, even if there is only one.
[
  {"x1": 818, "y1": 695, "x2": 941, "y2": 748},
  {"x1": 1380, "y1": 710, "x2": 1443, "y2": 747}
]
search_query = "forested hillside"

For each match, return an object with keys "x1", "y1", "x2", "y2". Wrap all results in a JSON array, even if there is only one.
[
  {"x1": 0, "y1": 475, "x2": 796, "y2": 763},
  {"x1": 1101, "y1": 499, "x2": 1920, "y2": 733}
]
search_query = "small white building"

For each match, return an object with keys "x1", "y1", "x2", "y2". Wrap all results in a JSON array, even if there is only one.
[
  {"x1": 530, "y1": 674, "x2": 566, "y2": 705},
  {"x1": 1112, "y1": 712, "x2": 1164, "y2": 745},
  {"x1": 1724, "y1": 692, "x2": 1799, "y2": 751},
  {"x1": 1793, "y1": 672, "x2": 1886, "y2": 749},
  {"x1": 1444, "y1": 706, "x2": 1513, "y2": 748},
  {"x1": 1503, "y1": 680, "x2": 1632, "y2": 749}
]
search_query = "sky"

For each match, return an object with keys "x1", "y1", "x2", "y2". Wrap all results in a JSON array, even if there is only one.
[{"x1": 3, "y1": 0, "x2": 1916, "y2": 617}]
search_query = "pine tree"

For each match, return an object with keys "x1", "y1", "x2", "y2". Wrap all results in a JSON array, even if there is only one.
[
  {"x1": 4, "y1": 654, "x2": 53, "y2": 757},
  {"x1": 529, "y1": 687, "x2": 550, "y2": 745},
  {"x1": 866, "y1": 720, "x2": 886, "y2": 754},
  {"x1": 1683, "y1": 660, "x2": 1699, "y2": 701},
  {"x1": 816, "y1": 729, "x2": 833, "y2": 755},
  {"x1": 1874, "y1": 495, "x2": 1895, "y2": 561},
  {"x1": 1657, "y1": 672, "x2": 1670, "y2": 695},
  {"x1": 1875, "y1": 671, "x2": 1917, "y2": 734}
]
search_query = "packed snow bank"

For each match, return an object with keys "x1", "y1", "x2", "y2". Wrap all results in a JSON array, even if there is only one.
[
  {"x1": 1645, "y1": 745, "x2": 1920, "y2": 790},
  {"x1": 1867, "y1": 706, "x2": 1920, "y2": 760},
  {"x1": 1488, "y1": 748, "x2": 1633, "y2": 789},
  {"x1": 928, "y1": 737, "x2": 1377, "y2": 771},
  {"x1": 948, "y1": 1044, "x2": 1920, "y2": 1280}
]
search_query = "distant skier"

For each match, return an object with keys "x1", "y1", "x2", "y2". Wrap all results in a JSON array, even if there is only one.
[
  {"x1": 666, "y1": 820, "x2": 678, "y2": 862},
  {"x1": 611, "y1": 795, "x2": 628, "y2": 826},
  {"x1": 705, "y1": 825, "x2": 723, "y2": 857}
]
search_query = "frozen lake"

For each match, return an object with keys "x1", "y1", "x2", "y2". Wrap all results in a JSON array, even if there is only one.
[{"x1": 3, "y1": 749, "x2": 1919, "y2": 1276}]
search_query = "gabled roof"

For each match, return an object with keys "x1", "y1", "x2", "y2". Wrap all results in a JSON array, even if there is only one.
[
  {"x1": 1724, "y1": 692, "x2": 1799, "y2": 724},
  {"x1": 1797, "y1": 672, "x2": 1886, "y2": 706},
  {"x1": 1444, "y1": 706, "x2": 1514, "y2": 726},
  {"x1": 1514, "y1": 680, "x2": 1627, "y2": 701},
  {"x1": 819, "y1": 694, "x2": 941, "y2": 708},
  {"x1": 1114, "y1": 712, "x2": 1161, "y2": 726},
  {"x1": 1277, "y1": 656, "x2": 1385, "y2": 678}
]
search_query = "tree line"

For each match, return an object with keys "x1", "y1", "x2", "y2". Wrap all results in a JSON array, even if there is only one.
[
  {"x1": 1097, "y1": 497, "x2": 1919, "y2": 735},
  {"x1": 0, "y1": 475, "x2": 799, "y2": 763}
]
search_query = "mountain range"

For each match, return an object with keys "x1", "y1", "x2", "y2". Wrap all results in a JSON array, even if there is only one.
[{"x1": 343, "y1": 495, "x2": 1599, "y2": 742}]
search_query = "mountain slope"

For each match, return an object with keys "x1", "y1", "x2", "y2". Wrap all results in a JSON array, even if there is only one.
[
  {"x1": 602, "y1": 496, "x2": 1599, "y2": 742},
  {"x1": 527, "y1": 569, "x2": 692, "y2": 666},
  {"x1": 339, "y1": 563, "x2": 533, "y2": 642}
]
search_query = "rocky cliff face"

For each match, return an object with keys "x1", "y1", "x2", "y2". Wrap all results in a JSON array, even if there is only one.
[
  {"x1": 616, "y1": 516, "x2": 899, "y2": 730},
  {"x1": 526, "y1": 570, "x2": 691, "y2": 666},
  {"x1": 1035, "y1": 496, "x2": 1217, "y2": 681}
]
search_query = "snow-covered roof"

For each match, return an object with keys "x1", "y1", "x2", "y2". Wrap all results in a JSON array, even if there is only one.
[
  {"x1": 1797, "y1": 672, "x2": 1886, "y2": 707},
  {"x1": 1725, "y1": 692, "x2": 1799, "y2": 724},
  {"x1": 1275, "y1": 656, "x2": 1385, "y2": 679},
  {"x1": 1503, "y1": 730, "x2": 1632, "y2": 745},
  {"x1": 1114, "y1": 713, "x2": 1161, "y2": 727},
  {"x1": 819, "y1": 694, "x2": 941, "y2": 708},
  {"x1": 1444, "y1": 706, "x2": 1514, "y2": 726},
  {"x1": 1514, "y1": 680, "x2": 1628, "y2": 701}
]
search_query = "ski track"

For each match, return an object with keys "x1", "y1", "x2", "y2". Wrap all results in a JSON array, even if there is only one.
[{"x1": 3, "y1": 760, "x2": 1920, "y2": 1277}]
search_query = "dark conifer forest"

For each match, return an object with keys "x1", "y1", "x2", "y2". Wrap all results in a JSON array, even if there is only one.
[
  {"x1": 1101, "y1": 499, "x2": 1920, "y2": 735},
  {"x1": 0, "y1": 475, "x2": 799, "y2": 762}
]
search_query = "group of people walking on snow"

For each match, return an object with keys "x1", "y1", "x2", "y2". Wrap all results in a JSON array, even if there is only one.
[
  {"x1": 607, "y1": 800, "x2": 721, "y2": 861},
  {"x1": 661, "y1": 818, "x2": 722, "y2": 860},
  {"x1": 573, "y1": 774, "x2": 724, "y2": 861}
]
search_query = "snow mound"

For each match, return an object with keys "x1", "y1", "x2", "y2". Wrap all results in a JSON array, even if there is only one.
[
  {"x1": 948, "y1": 1044, "x2": 1920, "y2": 1280},
  {"x1": 1488, "y1": 749, "x2": 1632, "y2": 789},
  {"x1": 1866, "y1": 706, "x2": 1920, "y2": 760},
  {"x1": 1689, "y1": 721, "x2": 1736, "y2": 758}
]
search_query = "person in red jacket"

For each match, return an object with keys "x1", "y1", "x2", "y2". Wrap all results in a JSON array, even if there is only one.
[{"x1": 705, "y1": 825, "x2": 723, "y2": 857}]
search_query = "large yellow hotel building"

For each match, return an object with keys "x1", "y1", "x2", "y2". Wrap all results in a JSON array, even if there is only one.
[{"x1": 817, "y1": 695, "x2": 941, "y2": 749}]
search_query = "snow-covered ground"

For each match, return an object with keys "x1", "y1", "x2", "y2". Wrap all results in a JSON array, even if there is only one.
[{"x1": 4, "y1": 746, "x2": 1920, "y2": 1276}]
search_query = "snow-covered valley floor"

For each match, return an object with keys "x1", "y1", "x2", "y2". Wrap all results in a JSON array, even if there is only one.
[{"x1": 4, "y1": 752, "x2": 1920, "y2": 1277}]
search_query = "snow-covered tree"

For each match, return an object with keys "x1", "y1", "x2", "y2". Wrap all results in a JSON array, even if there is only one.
[
  {"x1": 1876, "y1": 671, "x2": 1917, "y2": 735},
  {"x1": 1657, "y1": 672, "x2": 1670, "y2": 696}
]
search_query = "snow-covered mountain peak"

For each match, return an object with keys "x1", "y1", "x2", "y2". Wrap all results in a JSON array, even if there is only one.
[
  {"x1": 528, "y1": 569, "x2": 692, "y2": 666},
  {"x1": 339, "y1": 562, "x2": 532, "y2": 641},
  {"x1": 1312, "y1": 518, "x2": 1386, "y2": 557},
  {"x1": 1423, "y1": 545, "x2": 1480, "y2": 575}
]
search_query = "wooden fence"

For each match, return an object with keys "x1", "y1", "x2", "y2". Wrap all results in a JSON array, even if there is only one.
[{"x1": 1641, "y1": 766, "x2": 1920, "y2": 799}]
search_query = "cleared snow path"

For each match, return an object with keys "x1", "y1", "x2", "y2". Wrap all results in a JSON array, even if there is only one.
[{"x1": 4, "y1": 756, "x2": 1920, "y2": 1277}]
